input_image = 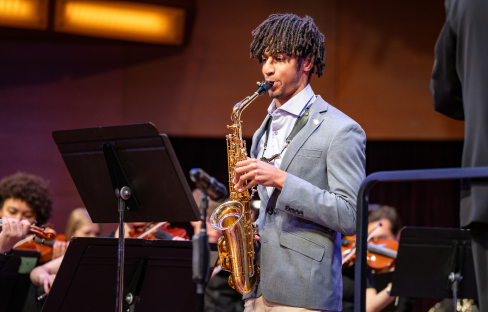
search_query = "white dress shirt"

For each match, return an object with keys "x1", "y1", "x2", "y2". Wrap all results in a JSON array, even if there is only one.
[{"x1": 257, "y1": 84, "x2": 316, "y2": 197}]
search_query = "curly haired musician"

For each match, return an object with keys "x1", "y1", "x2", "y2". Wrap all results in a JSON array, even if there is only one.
[
  {"x1": 232, "y1": 14, "x2": 366, "y2": 312},
  {"x1": 0, "y1": 172, "x2": 52, "y2": 275}
]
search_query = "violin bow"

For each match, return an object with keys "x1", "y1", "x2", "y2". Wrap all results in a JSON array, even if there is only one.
[
  {"x1": 341, "y1": 221, "x2": 383, "y2": 265},
  {"x1": 137, "y1": 222, "x2": 167, "y2": 239}
]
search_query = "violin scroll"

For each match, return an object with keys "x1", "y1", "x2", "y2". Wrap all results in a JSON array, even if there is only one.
[
  {"x1": 0, "y1": 220, "x2": 56, "y2": 242},
  {"x1": 29, "y1": 222, "x2": 57, "y2": 242}
]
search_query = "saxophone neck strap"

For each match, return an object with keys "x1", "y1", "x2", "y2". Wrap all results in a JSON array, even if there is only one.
[{"x1": 260, "y1": 96, "x2": 315, "y2": 164}]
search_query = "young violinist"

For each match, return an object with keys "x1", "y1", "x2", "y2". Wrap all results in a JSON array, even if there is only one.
[
  {"x1": 0, "y1": 172, "x2": 52, "y2": 273},
  {"x1": 30, "y1": 207, "x2": 101, "y2": 294},
  {"x1": 342, "y1": 205, "x2": 404, "y2": 312},
  {"x1": 0, "y1": 172, "x2": 52, "y2": 226},
  {"x1": 0, "y1": 217, "x2": 32, "y2": 275},
  {"x1": 51, "y1": 208, "x2": 101, "y2": 260}
]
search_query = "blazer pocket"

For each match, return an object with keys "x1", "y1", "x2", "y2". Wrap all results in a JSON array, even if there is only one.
[
  {"x1": 280, "y1": 230, "x2": 325, "y2": 262},
  {"x1": 296, "y1": 148, "x2": 322, "y2": 158}
]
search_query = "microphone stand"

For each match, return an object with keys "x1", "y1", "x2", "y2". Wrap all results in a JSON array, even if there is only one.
[{"x1": 192, "y1": 194, "x2": 210, "y2": 312}]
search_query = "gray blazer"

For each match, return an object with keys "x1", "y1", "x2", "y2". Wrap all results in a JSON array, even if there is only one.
[
  {"x1": 243, "y1": 95, "x2": 366, "y2": 311},
  {"x1": 430, "y1": 0, "x2": 488, "y2": 228}
]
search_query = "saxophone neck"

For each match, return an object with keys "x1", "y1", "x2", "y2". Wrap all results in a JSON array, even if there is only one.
[
  {"x1": 231, "y1": 81, "x2": 273, "y2": 122},
  {"x1": 232, "y1": 93, "x2": 259, "y2": 122}
]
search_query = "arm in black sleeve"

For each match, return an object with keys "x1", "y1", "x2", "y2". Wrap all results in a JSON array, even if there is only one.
[
  {"x1": 430, "y1": 19, "x2": 465, "y2": 120},
  {"x1": 0, "y1": 250, "x2": 13, "y2": 276}
]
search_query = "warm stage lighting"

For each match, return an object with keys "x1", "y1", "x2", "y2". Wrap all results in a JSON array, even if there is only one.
[
  {"x1": 54, "y1": 1, "x2": 186, "y2": 45},
  {"x1": 0, "y1": 0, "x2": 48, "y2": 29}
]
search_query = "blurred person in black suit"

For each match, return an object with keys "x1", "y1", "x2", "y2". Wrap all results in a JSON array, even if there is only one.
[{"x1": 431, "y1": 0, "x2": 488, "y2": 310}]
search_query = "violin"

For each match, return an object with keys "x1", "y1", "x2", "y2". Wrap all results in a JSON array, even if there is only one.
[
  {"x1": 366, "y1": 239, "x2": 398, "y2": 273},
  {"x1": 129, "y1": 222, "x2": 189, "y2": 240},
  {"x1": 341, "y1": 236, "x2": 398, "y2": 273},
  {"x1": 0, "y1": 219, "x2": 56, "y2": 242},
  {"x1": 341, "y1": 221, "x2": 399, "y2": 273},
  {"x1": 0, "y1": 220, "x2": 58, "y2": 263}
]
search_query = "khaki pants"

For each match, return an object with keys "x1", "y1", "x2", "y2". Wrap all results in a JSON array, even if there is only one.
[{"x1": 244, "y1": 296, "x2": 333, "y2": 312}]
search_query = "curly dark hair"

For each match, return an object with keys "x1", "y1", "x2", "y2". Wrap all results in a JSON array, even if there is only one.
[
  {"x1": 250, "y1": 13, "x2": 326, "y2": 78},
  {"x1": 0, "y1": 172, "x2": 52, "y2": 225}
]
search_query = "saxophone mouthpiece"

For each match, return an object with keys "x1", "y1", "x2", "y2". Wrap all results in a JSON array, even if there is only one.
[{"x1": 256, "y1": 81, "x2": 274, "y2": 96}]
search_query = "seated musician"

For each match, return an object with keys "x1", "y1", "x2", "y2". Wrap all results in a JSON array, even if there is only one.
[
  {"x1": 342, "y1": 205, "x2": 405, "y2": 312},
  {"x1": 0, "y1": 172, "x2": 52, "y2": 227},
  {"x1": 0, "y1": 217, "x2": 31, "y2": 275},
  {"x1": 0, "y1": 172, "x2": 52, "y2": 274},
  {"x1": 51, "y1": 208, "x2": 101, "y2": 260},
  {"x1": 368, "y1": 205, "x2": 415, "y2": 312},
  {"x1": 31, "y1": 207, "x2": 101, "y2": 294}
]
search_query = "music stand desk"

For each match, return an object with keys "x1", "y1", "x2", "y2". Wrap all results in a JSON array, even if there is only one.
[
  {"x1": 391, "y1": 227, "x2": 477, "y2": 300},
  {"x1": 42, "y1": 237, "x2": 218, "y2": 312}
]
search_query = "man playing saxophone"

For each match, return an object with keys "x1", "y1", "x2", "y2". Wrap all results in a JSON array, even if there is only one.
[{"x1": 233, "y1": 14, "x2": 366, "y2": 312}]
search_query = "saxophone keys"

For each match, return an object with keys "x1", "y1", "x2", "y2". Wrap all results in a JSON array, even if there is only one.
[
  {"x1": 244, "y1": 213, "x2": 251, "y2": 222},
  {"x1": 220, "y1": 258, "x2": 227, "y2": 271},
  {"x1": 224, "y1": 257, "x2": 232, "y2": 270},
  {"x1": 221, "y1": 239, "x2": 228, "y2": 252},
  {"x1": 228, "y1": 276, "x2": 236, "y2": 290}
]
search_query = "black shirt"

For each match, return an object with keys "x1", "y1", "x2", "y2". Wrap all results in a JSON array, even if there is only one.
[{"x1": 342, "y1": 264, "x2": 375, "y2": 312}]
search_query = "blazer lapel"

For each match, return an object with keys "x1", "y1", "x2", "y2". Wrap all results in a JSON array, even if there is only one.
[
  {"x1": 249, "y1": 115, "x2": 271, "y2": 211},
  {"x1": 250, "y1": 114, "x2": 271, "y2": 159},
  {"x1": 279, "y1": 96, "x2": 329, "y2": 172}
]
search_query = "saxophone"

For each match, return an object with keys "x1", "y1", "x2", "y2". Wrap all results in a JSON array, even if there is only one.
[{"x1": 210, "y1": 81, "x2": 273, "y2": 295}]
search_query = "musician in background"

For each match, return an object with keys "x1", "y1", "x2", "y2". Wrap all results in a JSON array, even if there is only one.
[
  {"x1": 0, "y1": 172, "x2": 52, "y2": 226},
  {"x1": 51, "y1": 208, "x2": 101, "y2": 260},
  {"x1": 367, "y1": 205, "x2": 402, "y2": 242},
  {"x1": 30, "y1": 207, "x2": 101, "y2": 295},
  {"x1": 0, "y1": 172, "x2": 52, "y2": 274},
  {"x1": 0, "y1": 217, "x2": 31, "y2": 275},
  {"x1": 233, "y1": 13, "x2": 366, "y2": 312},
  {"x1": 342, "y1": 205, "x2": 409, "y2": 312}
]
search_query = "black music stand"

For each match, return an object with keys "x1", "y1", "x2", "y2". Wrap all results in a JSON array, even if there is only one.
[
  {"x1": 41, "y1": 237, "x2": 218, "y2": 312},
  {"x1": 391, "y1": 227, "x2": 478, "y2": 306},
  {"x1": 0, "y1": 250, "x2": 40, "y2": 312},
  {"x1": 52, "y1": 123, "x2": 200, "y2": 312}
]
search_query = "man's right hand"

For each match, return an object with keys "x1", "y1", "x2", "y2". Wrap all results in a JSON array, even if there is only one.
[{"x1": 0, "y1": 217, "x2": 31, "y2": 253}]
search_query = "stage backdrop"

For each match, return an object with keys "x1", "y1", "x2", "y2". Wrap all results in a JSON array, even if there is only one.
[{"x1": 0, "y1": 2, "x2": 466, "y2": 309}]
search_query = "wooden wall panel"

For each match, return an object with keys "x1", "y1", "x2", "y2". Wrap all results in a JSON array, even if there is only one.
[
  {"x1": 0, "y1": 42, "x2": 125, "y2": 231},
  {"x1": 335, "y1": 0, "x2": 464, "y2": 140},
  {"x1": 123, "y1": 0, "x2": 338, "y2": 138}
]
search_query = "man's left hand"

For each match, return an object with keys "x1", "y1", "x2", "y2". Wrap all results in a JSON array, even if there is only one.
[{"x1": 233, "y1": 158, "x2": 287, "y2": 192}]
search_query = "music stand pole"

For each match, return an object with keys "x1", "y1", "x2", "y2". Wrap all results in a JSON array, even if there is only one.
[{"x1": 117, "y1": 186, "x2": 131, "y2": 312}]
